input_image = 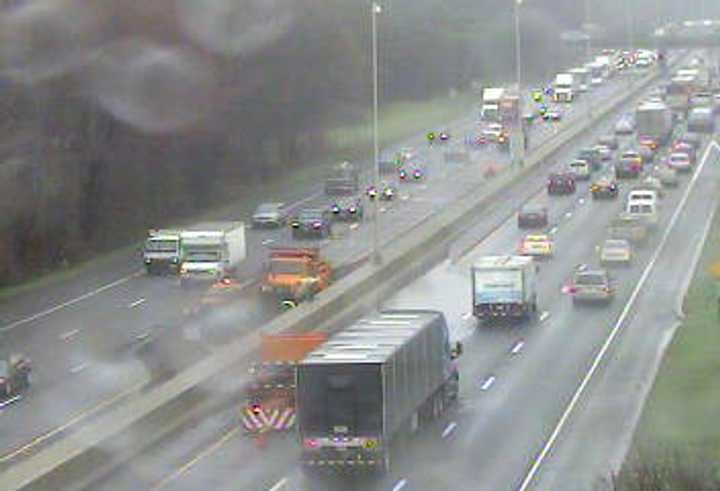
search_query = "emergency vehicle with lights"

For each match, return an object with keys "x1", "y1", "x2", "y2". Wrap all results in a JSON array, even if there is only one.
[
  {"x1": 242, "y1": 332, "x2": 328, "y2": 436},
  {"x1": 260, "y1": 247, "x2": 332, "y2": 307}
]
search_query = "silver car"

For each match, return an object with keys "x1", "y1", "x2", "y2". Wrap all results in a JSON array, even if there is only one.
[
  {"x1": 599, "y1": 239, "x2": 632, "y2": 266},
  {"x1": 252, "y1": 202, "x2": 289, "y2": 228},
  {"x1": 614, "y1": 115, "x2": 635, "y2": 135},
  {"x1": 568, "y1": 269, "x2": 615, "y2": 304}
]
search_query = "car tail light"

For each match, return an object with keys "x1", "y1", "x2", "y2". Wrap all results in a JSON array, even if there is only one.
[
  {"x1": 349, "y1": 206, "x2": 357, "y2": 213},
  {"x1": 413, "y1": 169, "x2": 422, "y2": 179},
  {"x1": 312, "y1": 222, "x2": 322, "y2": 229},
  {"x1": 399, "y1": 170, "x2": 407, "y2": 179},
  {"x1": 562, "y1": 285, "x2": 577, "y2": 294},
  {"x1": 304, "y1": 438, "x2": 319, "y2": 449},
  {"x1": 0, "y1": 377, "x2": 6, "y2": 385}
]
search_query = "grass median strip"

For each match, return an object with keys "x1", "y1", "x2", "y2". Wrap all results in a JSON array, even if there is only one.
[{"x1": 629, "y1": 202, "x2": 720, "y2": 461}]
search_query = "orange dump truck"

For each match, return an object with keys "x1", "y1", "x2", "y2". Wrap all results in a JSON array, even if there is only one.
[
  {"x1": 241, "y1": 332, "x2": 328, "y2": 434},
  {"x1": 260, "y1": 247, "x2": 332, "y2": 308}
]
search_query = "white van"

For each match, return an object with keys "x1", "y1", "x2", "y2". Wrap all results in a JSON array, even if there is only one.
[
  {"x1": 568, "y1": 159, "x2": 591, "y2": 180},
  {"x1": 626, "y1": 199, "x2": 658, "y2": 227},
  {"x1": 628, "y1": 189, "x2": 659, "y2": 204}
]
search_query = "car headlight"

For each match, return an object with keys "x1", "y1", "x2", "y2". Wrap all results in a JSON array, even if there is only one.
[
  {"x1": 349, "y1": 206, "x2": 357, "y2": 213},
  {"x1": 144, "y1": 258, "x2": 151, "y2": 264}
]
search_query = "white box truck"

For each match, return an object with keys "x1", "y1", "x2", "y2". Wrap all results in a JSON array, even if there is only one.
[
  {"x1": 635, "y1": 101, "x2": 673, "y2": 145},
  {"x1": 480, "y1": 87, "x2": 505, "y2": 122},
  {"x1": 471, "y1": 255, "x2": 538, "y2": 323},
  {"x1": 179, "y1": 222, "x2": 246, "y2": 286},
  {"x1": 553, "y1": 73, "x2": 576, "y2": 102}
]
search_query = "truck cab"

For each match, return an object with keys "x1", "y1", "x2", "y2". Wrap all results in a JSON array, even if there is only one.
[
  {"x1": 261, "y1": 247, "x2": 332, "y2": 306},
  {"x1": 143, "y1": 229, "x2": 181, "y2": 275},
  {"x1": 553, "y1": 73, "x2": 575, "y2": 102}
]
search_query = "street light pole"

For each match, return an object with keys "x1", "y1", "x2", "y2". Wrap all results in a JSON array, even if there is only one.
[
  {"x1": 513, "y1": 0, "x2": 524, "y2": 162},
  {"x1": 371, "y1": 2, "x2": 382, "y2": 265},
  {"x1": 584, "y1": 0, "x2": 591, "y2": 61}
]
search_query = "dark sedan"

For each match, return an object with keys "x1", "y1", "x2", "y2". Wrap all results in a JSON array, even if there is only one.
[{"x1": 518, "y1": 204, "x2": 549, "y2": 228}]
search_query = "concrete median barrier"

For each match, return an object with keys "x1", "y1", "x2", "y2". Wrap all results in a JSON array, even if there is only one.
[{"x1": 1, "y1": 58, "x2": 683, "y2": 491}]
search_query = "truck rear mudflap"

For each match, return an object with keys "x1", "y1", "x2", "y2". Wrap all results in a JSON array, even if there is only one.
[{"x1": 301, "y1": 448, "x2": 387, "y2": 473}]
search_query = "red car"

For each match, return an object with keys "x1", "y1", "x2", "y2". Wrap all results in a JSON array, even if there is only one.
[{"x1": 547, "y1": 172, "x2": 576, "y2": 195}]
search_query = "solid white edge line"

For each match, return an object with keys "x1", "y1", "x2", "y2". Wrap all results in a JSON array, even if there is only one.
[
  {"x1": 516, "y1": 140, "x2": 719, "y2": 491},
  {"x1": 268, "y1": 477, "x2": 288, "y2": 491},
  {"x1": 0, "y1": 272, "x2": 138, "y2": 333},
  {"x1": 392, "y1": 478, "x2": 408, "y2": 491}
]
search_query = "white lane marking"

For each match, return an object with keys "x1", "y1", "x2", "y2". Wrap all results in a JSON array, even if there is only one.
[
  {"x1": 400, "y1": 194, "x2": 410, "y2": 201},
  {"x1": 441, "y1": 421, "x2": 458, "y2": 439},
  {"x1": 517, "y1": 140, "x2": 720, "y2": 491},
  {"x1": 0, "y1": 272, "x2": 140, "y2": 333},
  {"x1": 510, "y1": 340, "x2": 525, "y2": 355},
  {"x1": 578, "y1": 198, "x2": 585, "y2": 205},
  {"x1": 349, "y1": 223, "x2": 360, "y2": 230},
  {"x1": 539, "y1": 311, "x2": 550, "y2": 323},
  {"x1": 59, "y1": 329, "x2": 80, "y2": 342},
  {"x1": 0, "y1": 395, "x2": 22, "y2": 410},
  {"x1": 262, "y1": 238, "x2": 275, "y2": 245},
  {"x1": 128, "y1": 298, "x2": 146, "y2": 308},
  {"x1": 548, "y1": 226, "x2": 558, "y2": 235},
  {"x1": 564, "y1": 211, "x2": 572, "y2": 218},
  {"x1": 379, "y1": 207, "x2": 387, "y2": 213},
  {"x1": 268, "y1": 477, "x2": 288, "y2": 491},
  {"x1": 461, "y1": 312, "x2": 472, "y2": 320},
  {"x1": 480, "y1": 376, "x2": 496, "y2": 391},
  {"x1": 70, "y1": 363, "x2": 89, "y2": 374},
  {"x1": 392, "y1": 479, "x2": 408, "y2": 491}
]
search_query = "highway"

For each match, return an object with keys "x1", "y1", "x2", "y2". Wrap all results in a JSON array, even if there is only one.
[
  {"x1": 84, "y1": 58, "x2": 717, "y2": 491},
  {"x1": 0, "y1": 52, "x2": 657, "y2": 465}
]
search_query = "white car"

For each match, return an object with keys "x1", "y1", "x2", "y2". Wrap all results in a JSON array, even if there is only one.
[
  {"x1": 666, "y1": 152, "x2": 692, "y2": 173},
  {"x1": 481, "y1": 123, "x2": 505, "y2": 142},
  {"x1": 593, "y1": 144, "x2": 612, "y2": 161},
  {"x1": 518, "y1": 234, "x2": 554, "y2": 257},
  {"x1": 591, "y1": 77, "x2": 603, "y2": 87},
  {"x1": 599, "y1": 239, "x2": 632, "y2": 266}
]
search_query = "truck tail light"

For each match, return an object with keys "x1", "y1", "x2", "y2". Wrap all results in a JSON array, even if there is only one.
[
  {"x1": 312, "y1": 222, "x2": 322, "y2": 229},
  {"x1": 304, "y1": 438, "x2": 319, "y2": 449}
]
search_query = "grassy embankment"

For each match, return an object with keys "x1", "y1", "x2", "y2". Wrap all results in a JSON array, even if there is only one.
[
  {"x1": 616, "y1": 203, "x2": 720, "y2": 489},
  {"x1": 0, "y1": 91, "x2": 475, "y2": 301}
]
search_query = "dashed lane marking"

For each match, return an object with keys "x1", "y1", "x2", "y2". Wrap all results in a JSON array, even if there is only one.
[
  {"x1": 510, "y1": 340, "x2": 525, "y2": 355},
  {"x1": 392, "y1": 479, "x2": 408, "y2": 491},
  {"x1": 128, "y1": 298, "x2": 146, "y2": 308},
  {"x1": 539, "y1": 311, "x2": 550, "y2": 323},
  {"x1": 59, "y1": 329, "x2": 80, "y2": 342},
  {"x1": 0, "y1": 272, "x2": 141, "y2": 333},
  {"x1": 549, "y1": 226, "x2": 558, "y2": 235},
  {"x1": 0, "y1": 395, "x2": 21, "y2": 410},
  {"x1": 268, "y1": 478, "x2": 289, "y2": 491},
  {"x1": 441, "y1": 421, "x2": 458, "y2": 439},
  {"x1": 69, "y1": 363, "x2": 89, "y2": 374},
  {"x1": 480, "y1": 376, "x2": 496, "y2": 391}
]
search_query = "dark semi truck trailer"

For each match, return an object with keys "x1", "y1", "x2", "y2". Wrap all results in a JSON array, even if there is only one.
[{"x1": 296, "y1": 310, "x2": 463, "y2": 474}]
